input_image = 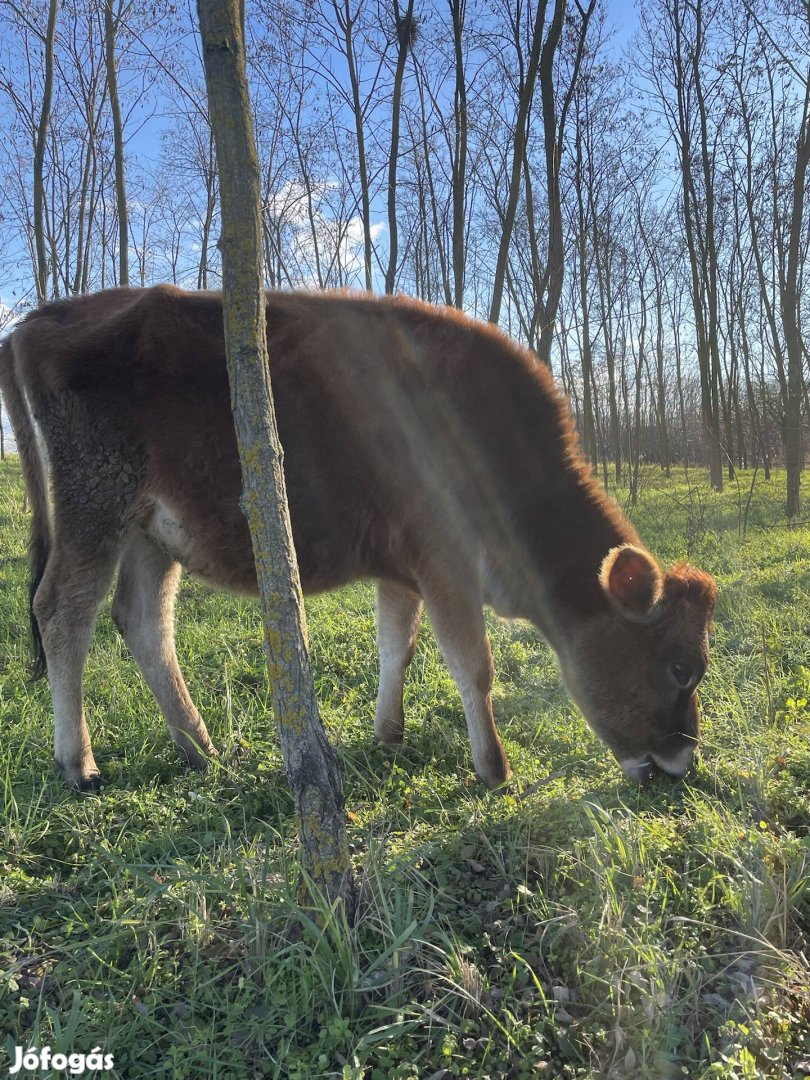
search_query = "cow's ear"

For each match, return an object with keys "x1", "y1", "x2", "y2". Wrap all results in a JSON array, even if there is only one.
[{"x1": 599, "y1": 545, "x2": 663, "y2": 618}]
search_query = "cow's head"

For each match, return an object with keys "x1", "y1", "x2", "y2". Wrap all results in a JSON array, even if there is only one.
[{"x1": 558, "y1": 545, "x2": 718, "y2": 781}]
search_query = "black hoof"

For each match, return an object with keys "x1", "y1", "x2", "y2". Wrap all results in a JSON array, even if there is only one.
[
  {"x1": 55, "y1": 760, "x2": 103, "y2": 791},
  {"x1": 376, "y1": 726, "x2": 404, "y2": 746},
  {"x1": 490, "y1": 776, "x2": 513, "y2": 796},
  {"x1": 177, "y1": 743, "x2": 219, "y2": 770}
]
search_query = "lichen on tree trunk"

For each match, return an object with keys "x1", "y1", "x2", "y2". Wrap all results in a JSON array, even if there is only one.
[{"x1": 196, "y1": 0, "x2": 356, "y2": 920}]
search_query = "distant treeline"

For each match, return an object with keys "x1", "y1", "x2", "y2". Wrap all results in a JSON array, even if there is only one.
[{"x1": 0, "y1": 0, "x2": 807, "y2": 510}]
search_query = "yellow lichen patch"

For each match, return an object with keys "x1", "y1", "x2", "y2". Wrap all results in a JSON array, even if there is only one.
[
  {"x1": 263, "y1": 624, "x2": 282, "y2": 655},
  {"x1": 300, "y1": 809, "x2": 352, "y2": 880},
  {"x1": 274, "y1": 701, "x2": 307, "y2": 736}
]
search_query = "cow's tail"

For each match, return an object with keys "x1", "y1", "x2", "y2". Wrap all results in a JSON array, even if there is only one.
[{"x1": 0, "y1": 336, "x2": 50, "y2": 679}]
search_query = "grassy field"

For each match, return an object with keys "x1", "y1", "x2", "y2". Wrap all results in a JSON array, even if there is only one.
[{"x1": 0, "y1": 456, "x2": 808, "y2": 1079}]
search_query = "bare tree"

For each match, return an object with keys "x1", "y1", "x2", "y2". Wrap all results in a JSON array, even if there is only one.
[
  {"x1": 640, "y1": 0, "x2": 725, "y2": 489},
  {"x1": 104, "y1": 0, "x2": 128, "y2": 286},
  {"x1": 449, "y1": 0, "x2": 467, "y2": 307},
  {"x1": 384, "y1": 0, "x2": 416, "y2": 294},
  {"x1": 754, "y1": 3, "x2": 810, "y2": 515},
  {"x1": 488, "y1": 0, "x2": 550, "y2": 327},
  {"x1": 33, "y1": 0, "x2": 59, "y2": 300},
  {"x1": 535, "y1": 0, "x2": 595, "y2": 364},
  {"x1": 330, "y1": 0, "x2": 378, "y2": 291}
]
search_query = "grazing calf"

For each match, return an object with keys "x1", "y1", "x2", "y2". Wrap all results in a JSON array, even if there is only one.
[{"x1": 0, "y1": 286, "x2": 717, "y2": 790}]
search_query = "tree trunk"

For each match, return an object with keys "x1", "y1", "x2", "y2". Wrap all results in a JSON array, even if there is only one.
[
  {"x1": 336, "y1": 0, "x2": 373, "y2": 292},
  {"x1": 592, "y1": 221, "x2": 622, "y2": 482},
  {"x1": 449, "y1": 0, "x2": 467, "y2": 308},
  {"x1": 488, "y1": 0, "x2": 548, "y2": 326},
  {"x1": 33, "y1": 0, "x2": 58, "y2": 302},
  {"x1": 782, "y1": 87, "x2": 810, "y2": 516},
  {"x1": 198, "y1": 131, "x2": 217, "y2": 289},
  {"x1": 196, "y1": 0, "x2": 356, "y2": 918},
  {"x1": 104, "y1": 0, "x2": 129, "y2": 287},
  {"x1": 664, "y1": 0, "x2": 723, "y2": 488},
  {"x1": 384, "y1": 0, "x2": 415, "y2": 295},
  {"x1": 689, "y1": 0, "x2": 724, "y2": 490},
  {"x1": 414, "y1": 59, "x2": 452, "y2": 305},
  {"x1": 536, "y1": 0, "x2": 595, "y2": 365},
  {"x1": 574, "y1": 130, "x2": 596, "y2": 468},
  {"x1": 654, "y1": 279, "x2": 671, "y2": 477},
  {"x1": 629, "y1": 280, "x2": 646, "y2": 508}
]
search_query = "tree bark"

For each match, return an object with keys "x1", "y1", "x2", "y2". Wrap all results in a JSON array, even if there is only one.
[
  {"x1": 449, "y1": 0, "x2": 467, "y2": 308},
  {"x1": 335, "y1": 0, "x2": 373, "y2": 291},
  {"x1": 653, "y1": 277, "x2": 671, "y2": 477},
  {"x1": 574, "y1": 127, "x2": 596, "y2": 468},
  {"x1": 33, "y1": 0, "x2": 58, "y2": 302},
  {"x1": 690, "y1": 0, "x2": 724, "y2": 490},
  {"x1": 671, "y1": 0, "x2": 723, "y2": 489},
  {"x1": 414, "y1": 59, "x2": 452, "y2": 305},
  {"x1": 777, "y1": 3, "x2": 810, "y2": 516},
  {"x1": 488, "y1": 0, "x2": 548, "y2": 326},
  {"x1": 196, "y1": 0, "x2": 356, "y2": 918},
  {"x1": 384, "y1": 0, "x2": 415, "y2": 295},
  {"x1": 104, "y1": 0, "x2": 129, "y2": 287},
  {"x1": 782, "y1": 93, "x2": 809, "y2": 516},
  {"x1": 592, "y1": 218, "x2": 622, "y2": 482}
]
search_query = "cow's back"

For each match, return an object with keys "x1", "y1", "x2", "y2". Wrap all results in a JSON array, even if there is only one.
[
  {"x1": 265, "y1": 292, "x2": 578, "y2": 594},
  {"x1": 11, "y1": 286, "x2": 578, "y2": 595}
]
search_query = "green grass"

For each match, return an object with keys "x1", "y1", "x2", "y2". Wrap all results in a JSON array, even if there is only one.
[{"x1": 0, "y1": 456, "x2": 808, "y2": 1079}]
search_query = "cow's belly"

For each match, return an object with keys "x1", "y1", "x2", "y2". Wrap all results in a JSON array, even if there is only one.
[
  {"x1": 141, "y1": 496, "x2": 384, "y2": 597},
  {"x1": 144, "y1": 498, "x2": 259, "y2": 595}
]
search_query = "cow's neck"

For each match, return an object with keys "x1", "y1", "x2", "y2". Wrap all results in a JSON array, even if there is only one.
[{"x1": 481, "y1": 466, "x2": 637, "y2": 650}]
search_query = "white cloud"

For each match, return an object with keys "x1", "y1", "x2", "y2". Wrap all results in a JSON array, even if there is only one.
[
  {"x1": 0, "y1": 297, "x2": 22, "y2": 334},
  {"x1": 266, "y1": 179, "x2": 385, "y2": 288},
  {"x1": 0, "y1": 298, "x2": 24, "y2": 451}
]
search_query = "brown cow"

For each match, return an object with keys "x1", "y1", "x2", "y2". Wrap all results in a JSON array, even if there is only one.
[{"x1": 0, "y1": 285, "x2": 717, "y2": 791}]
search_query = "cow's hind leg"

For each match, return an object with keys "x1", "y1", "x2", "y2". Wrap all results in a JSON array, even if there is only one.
[
  {"x1": 112, "y1": 532, "x2": 217, "y2": 768},
  {"x1": 374, "y1": 580, "x2": 423, "y2": 744},
  {"x1": 33, "y1": 546, "x2": 118, "y2": 790},
  {"x1": 419, "y1": 577, "x2": 511, "y2": 789}
]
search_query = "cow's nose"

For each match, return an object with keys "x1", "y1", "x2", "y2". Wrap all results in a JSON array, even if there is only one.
[
  {"x1": 651, "y1": 743, "x2": 696, "y2": 778},
  {"x1": 619, "y1": 756, "x2": 655, "y2": 783}
]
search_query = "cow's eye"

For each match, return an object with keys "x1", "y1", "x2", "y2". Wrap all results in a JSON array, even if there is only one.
[{"x1": 670, "y1": 662, "x2": 694, "y2": 688}]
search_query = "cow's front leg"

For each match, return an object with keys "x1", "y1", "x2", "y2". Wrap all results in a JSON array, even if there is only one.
[
  {"x1": 374, "y1": 579, "x2": 423, "y2": 744},
  {"x1": 419, "y1": 578, "x2": 511, "y2": 789}
]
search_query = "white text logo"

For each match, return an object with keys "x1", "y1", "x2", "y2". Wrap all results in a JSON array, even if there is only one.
[{"x1": 9, "y1": 1046, "x2": 114, "y2": 1075}]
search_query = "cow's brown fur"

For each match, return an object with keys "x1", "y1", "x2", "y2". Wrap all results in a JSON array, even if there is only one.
[{"x1": 0, "y1": 286, "x2": 718, "y2": 790}]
